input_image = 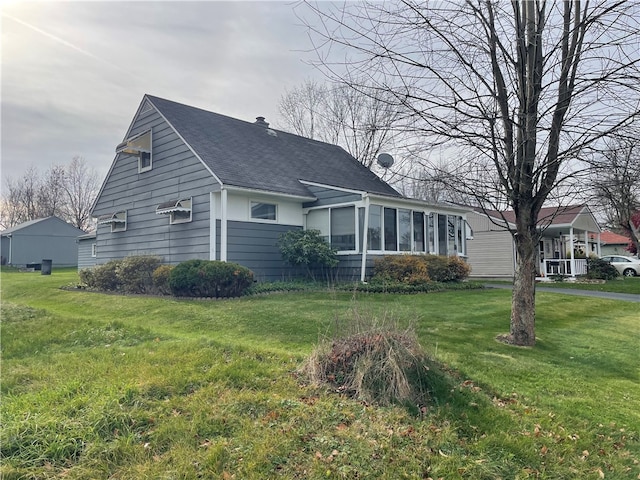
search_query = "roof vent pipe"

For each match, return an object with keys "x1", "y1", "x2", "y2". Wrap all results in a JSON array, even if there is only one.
[{"x1": 255, "y1": 116, "x2": 269, "y2": 128}]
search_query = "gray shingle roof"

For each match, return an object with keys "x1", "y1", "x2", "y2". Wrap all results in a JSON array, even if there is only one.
[{"x1": 146, "y1": 95, "x2": 401, "y2": 199}]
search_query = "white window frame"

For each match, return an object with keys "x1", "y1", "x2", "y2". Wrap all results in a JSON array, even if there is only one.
[
  {"x1": 250, "y1": 201, "x2": 277, "y2": 222},
  {"x1": 111, "y1": 211, "x2": 127, "y2": 232},
  {"x1": 330, "y1": 205, "x2": 357, "y2": 253},
  {"x1": 116, "y1": 129, "x2": 152, "y2": 173}
]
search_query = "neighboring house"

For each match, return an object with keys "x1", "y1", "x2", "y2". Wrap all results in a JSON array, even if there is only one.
[
  {"x1": 77, "y1": 233, "x2": 97, "y2": 271},
  {"x1": 592, "y1": 231, "x2": 631, "y2": 256},
  {"x1": 0, "y1": 216, "x2": 86, "y2": 268},
  {"x1": 466, "y1": 205, "x2": 601, "y2": 279},
  {"x1": 90, "y1": 94, "x2": 471, "y2": 281}
]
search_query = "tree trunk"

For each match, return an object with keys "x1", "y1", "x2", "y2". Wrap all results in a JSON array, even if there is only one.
[{"x1": 505, "y1": 228, "x2": 538, "y2": 347}]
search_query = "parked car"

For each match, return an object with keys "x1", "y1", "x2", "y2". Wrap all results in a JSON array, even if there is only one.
[{"x1": 600, "y1": 255, "x2": 640, "y2": 277}]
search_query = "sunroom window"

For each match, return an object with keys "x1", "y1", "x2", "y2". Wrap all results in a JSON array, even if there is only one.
[
  {"x1": 156, "y1": 198, "x2": 192, "y2": 224},
  {"x1": 399, "y1": 209, "x2": 412, "y2": 251},
  {"x1": 331, "y1": 206, "x2": 356, "y2": 251},
  {"x1": 97, "y1": 211, "x2": 127, "y2": 233},
  {"x1": 306, "y1": 209, "x2": 330, "y2": 243},
  {"x1": 367, "y1": 205, "x2": 382, "y2": 250},
  {"x1": 116, "y1": 130, "x2": 152, "y2": 173},
  {"x1": 413, "y1": 211, "x2": 426, "y2": 252},
  {"x1": 384, "y1": 208, "x2": 397, "y2": 251}
]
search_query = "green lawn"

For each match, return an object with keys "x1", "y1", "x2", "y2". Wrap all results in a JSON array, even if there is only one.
[
  {"x1": 538, "y1": 277, "x2": 640, "y2": 294},
  {"x1": 1, "y1": 268, "x2": 639, "y2": 479}
]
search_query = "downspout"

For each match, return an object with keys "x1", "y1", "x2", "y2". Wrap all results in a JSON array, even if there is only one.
[
  {"x1": 360, "y1": 195, "x2": 370, "y2": 282},
  {"x1": 221, "y1": 187, "x2": 228, "y2": 262},
  {"x1": 209, "y1": 192, "x2": 217, "y2": 260}
]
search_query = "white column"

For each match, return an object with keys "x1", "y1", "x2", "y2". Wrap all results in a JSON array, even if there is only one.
[
  {"x1": 360, "y1": 195, "x2": 370, "y2": 282},
  {"x1": 209, "y1": 192, "x2": 216, "y2": 261},
  {"x1": 220, "y1": 187, "x2": 228, "y2": 262},
  {"x1": 569, "y1": 227, "x2": 575, "y2": 278}
]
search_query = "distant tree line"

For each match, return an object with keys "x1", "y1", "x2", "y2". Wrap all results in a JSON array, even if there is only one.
[{"x1": 1, "y1": 156, "x2": 99, "y2": 232}]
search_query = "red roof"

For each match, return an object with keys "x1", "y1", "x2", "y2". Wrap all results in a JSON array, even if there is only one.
[{"x1": 592, "y1": 231, "x2": 631, "y2": 245}]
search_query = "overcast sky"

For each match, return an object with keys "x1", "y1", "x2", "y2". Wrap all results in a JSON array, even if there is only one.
[{"x1": 1, "y1": 1, "x2": 327, "y2": 184}]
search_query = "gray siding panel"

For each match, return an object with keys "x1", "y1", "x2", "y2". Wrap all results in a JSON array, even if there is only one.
[
  {"x1": 77, "y1": 238, "x2": 96, "y2": 271},
  {"x1": 93, "y1": 108, "x2": 217, "y2": 266},
  {"x1": 226, "y1": 221, "x2": 300, "y2": 281}
]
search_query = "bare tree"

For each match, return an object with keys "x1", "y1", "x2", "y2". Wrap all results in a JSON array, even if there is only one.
[
  {"x1": 277, "y1": 79, "x2": 402, "y2": 171},
  {"x1": 301, "y1": 0, "x2": 640, "y2": 346},
  {"x1": 588, "y1": 129, "x2": 640, "y2": 254},
  {"x1": 38, "y1": 165, "x2": 67, "y2": 218},
  {"x1": 1, "y1": 157, "x2": 99, "y2": 231},
  {"x1": 1, "y1": 167, "x2": 42, "y2": 227},
  {"x1": 63, "y1": 156, "x2": 100, "y2": 231},
  {"x1": 278, "y1": 79, "x2": 327, "y2": 140}
]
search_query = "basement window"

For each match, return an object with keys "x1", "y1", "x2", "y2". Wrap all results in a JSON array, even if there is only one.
[
  {"x1": 116, "y1": 130, "x2": 152, "y2": 173},
  {"x1": 97, "y1": 211, "x2": 127, "y2": 233},
  {"x1": 156, "y1": 198, "x2": 192, "y2": 224}
]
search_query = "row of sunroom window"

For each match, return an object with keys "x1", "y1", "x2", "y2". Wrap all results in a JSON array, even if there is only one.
[{"x1": 306, "y1": 205, "x2": 470, "y2": 257}]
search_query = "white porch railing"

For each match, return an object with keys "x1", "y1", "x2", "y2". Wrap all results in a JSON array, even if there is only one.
[{"x1": 543, "y1": 259, "x2": 587, "y2": 277}]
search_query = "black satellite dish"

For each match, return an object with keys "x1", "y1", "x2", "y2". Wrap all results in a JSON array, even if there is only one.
[{"x1": 377, "y1": 153, "x2": 394, "y2": 169}]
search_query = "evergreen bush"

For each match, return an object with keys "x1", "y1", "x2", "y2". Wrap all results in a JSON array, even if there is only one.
[
  {"x1": 168, "y1": 259, "x2": 254, "y2": 298},
  {"x1": 118, "y1": 256, "x2": 162, "y2": 294},
  {"x1": 277, "y1": 229, "x2": 338, "y2": 280},
  {"x1": 586, "y1": 257, "x2": 619, "y2": 280}
]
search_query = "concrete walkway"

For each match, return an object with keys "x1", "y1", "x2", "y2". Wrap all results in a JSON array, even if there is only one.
[{"x1": 484, "y1": 283, "x2": 640, "y2": 303}]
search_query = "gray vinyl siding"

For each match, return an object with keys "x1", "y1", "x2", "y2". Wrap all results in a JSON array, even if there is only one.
[
  {"x1": 92, "y1": 106, "x2": 217, "y2": 266},
  {"x1": 336, "y1": 254, "x2": 372, "y2": 281},
  {"x1": 1, "y1": 217, "x2": 84, "y2": 267},
  {"x1": 77, "y1": 236, "x2": 97, "y2": 271},
  {"x1": 303, "y1": 185, "x2": 362, "y2": 208},
  {"x1": 466, "y1": 230, "x2": 515, "y2": 278},
  {"x1": 226, "y1": 221, "x2": 301, "y2": 281},
  {"x1": 0, "y1": 237, "x2": 8, "y2": 265}
]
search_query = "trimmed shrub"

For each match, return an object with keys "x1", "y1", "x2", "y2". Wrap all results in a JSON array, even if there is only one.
[
  {"x1": 118, "y1": 256, "x2": 162, "y2": 294},
  {"x1": 80, "y1": 260, "x2": 121, "y2": 291},
  {"x1": 586, "y1": 258, "x2": 619, "y2": 280},
  {"x1": 168, "y1": 259, "x2": 254, "y2": 298},
  {"x1": 372, "y1": 255, "x2": 430, "y2": 284},
  {"x1": 78, "y1": 267, "x2": 95, "y2": 288},
  {"x1": 372, "y1": 254, "x2": 470, "y2": 284},
  {"x1": 434, "y1": 255, "x2": 471, "y2": 282},
  {"x1": 152, "y1": 265, "x2": 174, "y2": 295},
  {"x1": 79, "y1": 256, "x2": 164, "y2": 294}
]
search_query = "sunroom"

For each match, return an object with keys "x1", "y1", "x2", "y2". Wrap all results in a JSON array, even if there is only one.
[{"x1": 304, "y1": 194, "x2": 471, "y2": 281}]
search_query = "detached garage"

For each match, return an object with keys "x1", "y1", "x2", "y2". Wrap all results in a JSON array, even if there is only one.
[{"x1": 1, "y1": 216, "x2": 87, "y2": 268}]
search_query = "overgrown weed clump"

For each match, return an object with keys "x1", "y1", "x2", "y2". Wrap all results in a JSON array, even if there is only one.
[{"x1": 300, "y1": 310, "x2": 435, "y2": 408}]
